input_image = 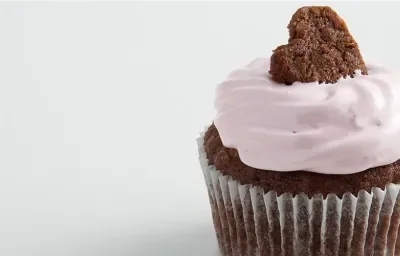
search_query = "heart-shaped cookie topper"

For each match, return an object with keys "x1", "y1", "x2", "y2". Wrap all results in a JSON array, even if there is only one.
[{"x1": 269, "y1": 6, "x2": 368, "y2": 85}]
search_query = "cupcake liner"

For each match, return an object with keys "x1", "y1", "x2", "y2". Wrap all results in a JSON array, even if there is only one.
[{"x1": 198, "y1": 131, "x2": 400, "y2": 256}]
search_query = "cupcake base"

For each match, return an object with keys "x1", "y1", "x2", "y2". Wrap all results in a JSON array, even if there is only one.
[{"x1": 198, "y1": 131, "x2": 400, "y2": 256}]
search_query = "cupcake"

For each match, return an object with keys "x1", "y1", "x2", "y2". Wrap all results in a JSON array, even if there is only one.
[{"x1": 198, "y1": 6, "x2": 400, "y2": 256}]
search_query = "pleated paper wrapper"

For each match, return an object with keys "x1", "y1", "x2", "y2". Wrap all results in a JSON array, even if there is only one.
[{"x1": 198, "y1": 134, "x2": 400, "y2": 256}]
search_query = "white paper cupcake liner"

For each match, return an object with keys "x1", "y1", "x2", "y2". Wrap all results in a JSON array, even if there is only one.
[{"x1": 197, "y1": 131, "x2": 400, "y2": 256}]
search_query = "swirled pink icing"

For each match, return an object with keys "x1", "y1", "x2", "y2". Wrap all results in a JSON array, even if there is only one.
[{"x1": 214, "y1": 58, "x2": 400, "y2": 174}]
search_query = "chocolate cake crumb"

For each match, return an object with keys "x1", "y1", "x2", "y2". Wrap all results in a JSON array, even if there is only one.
[
  {"x1": 204, "y1": 124, "x2": 400, "y2": 198},
  {"x1": 269, "y1": 6, "x2": 368, "y2": 85}
]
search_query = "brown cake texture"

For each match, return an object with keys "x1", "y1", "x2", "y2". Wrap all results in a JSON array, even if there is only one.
[
  {"x1": 204, "y1": 124, "x2": 400, "y2": 197},
  {"x1": 202, "y1": 6, "x2": 400, "y2": 256},
  {"x1": 203, "y1": 6, "x2": 396, "y2": 198},
  {"x1": 269, "y1": 6, "x2": 368, "y2": 85}
]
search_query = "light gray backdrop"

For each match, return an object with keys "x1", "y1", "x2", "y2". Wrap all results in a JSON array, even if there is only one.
[{"x1": 0, "y1": 2, "x2": 398, "y2": 256}]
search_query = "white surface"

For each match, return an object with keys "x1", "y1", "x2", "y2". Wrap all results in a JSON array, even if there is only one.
[{"x1": 0, "y1": 2, "x2": 399, "y2": 256}]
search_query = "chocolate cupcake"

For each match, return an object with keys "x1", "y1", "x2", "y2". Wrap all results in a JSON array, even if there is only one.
[{"x1": 198, "y1": 6, "x2": 400, "y2": 256}]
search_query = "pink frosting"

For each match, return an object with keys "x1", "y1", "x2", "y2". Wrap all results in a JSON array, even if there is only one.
[{"x1": 214, "y1": 58, "x2": 400, "y2": 174}]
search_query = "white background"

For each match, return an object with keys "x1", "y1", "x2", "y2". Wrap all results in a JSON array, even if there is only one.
[{"x1": 0, "y1": 2, "x2": 399, "y2": 256}]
